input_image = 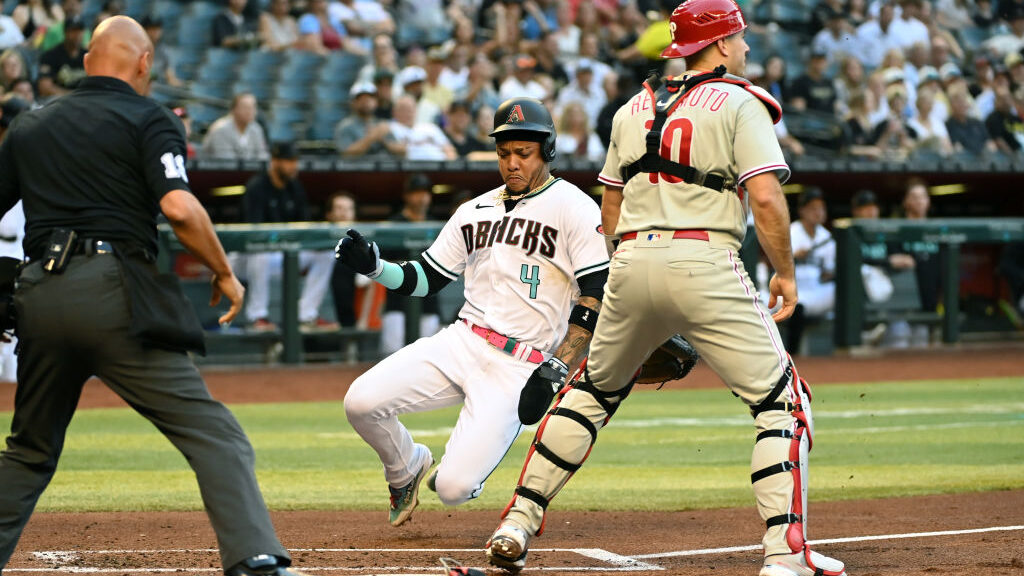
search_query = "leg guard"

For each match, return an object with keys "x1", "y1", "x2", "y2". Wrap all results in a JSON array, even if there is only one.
[
  {"x1": 749, "y1": 356, "x2": 815, "y2": 558},
  {"x1": 501, "y1": 360, "x2": 634, "y2": 536}
]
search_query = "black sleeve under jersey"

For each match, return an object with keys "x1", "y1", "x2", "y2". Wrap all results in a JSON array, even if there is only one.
[
  {"x1": 577, "y1": 268, "x2": 608, "y2": 300},
  {"x1": 418, "y1": 255, "x2": 454, "y2": 295},
  {"x1": 388, "y1": 256, "x2": 455, "y2": 296}
]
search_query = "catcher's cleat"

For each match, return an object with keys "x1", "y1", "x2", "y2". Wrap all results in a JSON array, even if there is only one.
[
  {"x1": 760, "y1": 549, "x2": 847, "y2": 576},
  {"x1": 389, "y1": 445, "x2": 433, "y2": 527},
  {"x1": 224, "y1": 554, "x2": 312, "y2": 576},
  {"x1": 485, "y1": 521, "x2": 530, "y2": 572}
]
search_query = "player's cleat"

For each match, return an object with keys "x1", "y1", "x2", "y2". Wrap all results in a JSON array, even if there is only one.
[
  {"x1": 388, "y1": 446, "x2": 433, "y2": 526},
  {"x1": 225, "y1": 554, "x2": 313, "y2": 576},
  {"x1": 426, "y1": 469, "x2": 438, "y2": 492},
  {"x1": 485, "y1": 521, "x2": 530, "y2": 572},
  {"x1": 759, "y1": 549, "x2": 847, "y2": 576}
]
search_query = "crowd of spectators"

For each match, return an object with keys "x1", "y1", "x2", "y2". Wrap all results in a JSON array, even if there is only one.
[
  {"x1": 5, "y1": 0, "x2": 1024, "y2": 163},
  {"x1": 4, "y1": 0, "x2": 1024, "y2": 341}
]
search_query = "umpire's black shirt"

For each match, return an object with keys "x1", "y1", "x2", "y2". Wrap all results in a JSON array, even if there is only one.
[{"x1": 0, "y1": 76, "x2": 191, "y2": 259}]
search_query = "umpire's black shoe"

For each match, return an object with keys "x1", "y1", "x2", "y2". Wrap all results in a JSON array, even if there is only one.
[{"x1": 225, "y1": 554, "x2": 312, "y2": 576}]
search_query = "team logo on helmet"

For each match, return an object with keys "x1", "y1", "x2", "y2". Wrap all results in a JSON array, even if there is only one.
[{"x1": 506, "y1": 104, "x2": 525, "y2": 124}]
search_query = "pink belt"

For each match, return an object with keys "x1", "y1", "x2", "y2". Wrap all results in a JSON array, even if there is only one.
[{"x1": 463, "y1": 320, "x2": 544, "y2": 364}]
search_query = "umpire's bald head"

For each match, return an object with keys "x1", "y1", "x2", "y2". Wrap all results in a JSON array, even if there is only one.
[{"x1": 84, "y1": 16, "x2": 155, "y2": 95}]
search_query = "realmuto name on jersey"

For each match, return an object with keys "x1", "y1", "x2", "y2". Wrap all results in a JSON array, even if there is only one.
[
  {"x1": 629, "y1": 85, "x2": 731, "y2": 116},
  {"x1": 461, "y1": 216, "x2": 558, "y2": 258}
]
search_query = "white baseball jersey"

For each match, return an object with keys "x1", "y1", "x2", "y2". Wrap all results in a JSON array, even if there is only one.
[
  {"x1": 421, "y1": 177, "x2": 610, "y2": 353},
  {"x1": 598, "y1": 73, "x2": 790, "y2": 242},
  {"x1": 345, "y1": 176, "x2": 609, "y2": 509}
]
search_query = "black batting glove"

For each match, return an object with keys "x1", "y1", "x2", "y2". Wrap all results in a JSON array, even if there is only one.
[
  {"x1": 518, "y1": 357, "x2": 569, "y2": 425},
  {"x1": 335, "y1": 228, "x2": 383, "y2": 278}
]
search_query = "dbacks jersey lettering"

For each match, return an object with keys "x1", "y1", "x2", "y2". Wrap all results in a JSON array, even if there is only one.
[{"x1": 423, "y1": 178, "x2": 609, "y2": 353}]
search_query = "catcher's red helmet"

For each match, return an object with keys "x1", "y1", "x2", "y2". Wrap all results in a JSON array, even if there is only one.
[{"x1": 660, "y1": 0, "x2": 747, "y2": 59}]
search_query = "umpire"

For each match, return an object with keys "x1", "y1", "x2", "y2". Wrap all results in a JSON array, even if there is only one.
[{"x1": 0, "y1": 17, "x2": 307, "y2": 576}]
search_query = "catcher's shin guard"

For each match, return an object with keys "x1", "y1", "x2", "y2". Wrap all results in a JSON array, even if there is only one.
[
  {"x1": 501, "y1": 362, "x2": 633, "y2": 535},
  {"x1": 749, "y1": 358, "x2": 817, "y2": 558}
]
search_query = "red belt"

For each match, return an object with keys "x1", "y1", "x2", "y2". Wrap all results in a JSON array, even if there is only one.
[
  {"x1": 620, "y1": 229, "x2": 710, "y2": 242},
  {"x1": 463, "y1": 320, "x2": 544, "y2": 364}
]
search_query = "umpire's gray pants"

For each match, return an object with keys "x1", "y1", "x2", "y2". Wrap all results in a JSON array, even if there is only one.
[{"x1": 0, "y1": 254, "x2": 288, "y2": 570}]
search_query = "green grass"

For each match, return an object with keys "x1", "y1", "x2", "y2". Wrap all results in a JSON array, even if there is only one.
[{"x1": 3, "y1": 377, "x2": 1022, "y2": 512}]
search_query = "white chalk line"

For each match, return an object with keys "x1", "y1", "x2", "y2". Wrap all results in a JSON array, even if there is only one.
[
  {"x1": 13, "y1": 524, "x2": 1024, "y2": 573},
  {"x1": 17, "y1": 548, "x2": 658, "y2": 574},
  {"x1": 315, "y1": 404, "x2": 1024, "y2": 439},
  {"x1": 630, "y1": 524, "x2": 1024, "y2": 559}
]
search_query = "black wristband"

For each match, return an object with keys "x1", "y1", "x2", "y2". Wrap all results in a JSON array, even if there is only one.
[{"x1": 568, "y1": 304, "x2": 598, "y2": 333}]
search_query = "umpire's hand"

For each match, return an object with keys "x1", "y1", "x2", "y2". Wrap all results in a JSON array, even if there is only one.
[
  {"x1": 212, "y1": 272, "x2": 245, "y2": 325},
  {"x1": 519, "y1": 357, "x2": 569, "y2": 425},
  {"x1": 335, "y1": 228, "x2": 383, "y2": 278}
]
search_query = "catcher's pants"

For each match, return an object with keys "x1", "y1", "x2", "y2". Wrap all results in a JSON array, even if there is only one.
[
  {"x1": 344, "y1": 321, "x2": 534, "y2": 505},
  {"x1": 503, "y1": 231, "x2": 815, "y2": 557},
  {"x1": 0, "y1": 255, "x2": 288, "y2": 570}
]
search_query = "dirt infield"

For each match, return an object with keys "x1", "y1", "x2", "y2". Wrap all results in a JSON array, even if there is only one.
[{"x1": 2, "y1": 345, "x2": 1022, "y2": 574}]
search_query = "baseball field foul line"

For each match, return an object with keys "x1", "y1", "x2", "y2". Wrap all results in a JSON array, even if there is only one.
[
  {"x1": 629, "y1": 524, "x2": 1024, "y2": 559},
  {"x1": 14, "y1": 547, "x2": 663, "y2": 573},
  {"x1": 13, "y1": 527, "x2": 1023, "y2": 574}
]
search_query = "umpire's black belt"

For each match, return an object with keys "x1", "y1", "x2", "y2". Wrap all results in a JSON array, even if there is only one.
[
  {"x1": 76, "y1": 239, "x2": 115, "y2": 256},
  {"x1": 621, "y1": 153, "x2": 727, "y2": 192},
  {"x1": 27, "y1": 239, "x2": 114, "y2": 261}
]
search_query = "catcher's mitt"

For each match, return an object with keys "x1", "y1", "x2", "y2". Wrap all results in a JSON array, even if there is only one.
[{"x1": 634, "y1": 334, "x2": 699, "y2": 388}]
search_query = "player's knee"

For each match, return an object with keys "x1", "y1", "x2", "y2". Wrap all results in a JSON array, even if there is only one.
[
  {"x1": 343, "y1": 377, "x2": 382, "y2": 420},
  {"x1": 432, "y1": 469, "x2": 479, "y2": 506}
]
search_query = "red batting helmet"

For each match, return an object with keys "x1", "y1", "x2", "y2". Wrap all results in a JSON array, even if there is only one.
[{"x1": 660, "y1": 0, "x2": 747, "y2": 59}]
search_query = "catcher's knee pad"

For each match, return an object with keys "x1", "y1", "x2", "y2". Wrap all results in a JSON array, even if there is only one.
[
  {"x1": 503, "y1": 368, "x2": 633, "y2": 535},
  {"x1": 749, "y1": 359, "x2": 815, "y2": 556}
]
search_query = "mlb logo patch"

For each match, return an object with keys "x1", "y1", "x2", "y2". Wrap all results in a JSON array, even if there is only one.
[{"x1": 646, "y1": 233, "x2": 662, "y2": 241}]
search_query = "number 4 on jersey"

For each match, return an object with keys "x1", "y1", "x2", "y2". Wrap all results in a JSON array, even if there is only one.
[{"x1": 520, "y1": 264, "x2": 540, "y2": 299}]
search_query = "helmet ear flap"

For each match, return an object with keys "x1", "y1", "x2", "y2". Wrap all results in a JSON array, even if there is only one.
[{"x1": 543, "y1": 135, "x2": 556, "y2": 163}]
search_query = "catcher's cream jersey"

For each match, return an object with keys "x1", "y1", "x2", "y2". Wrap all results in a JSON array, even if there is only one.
[
  {"x1": 422, "y1": 177, "x2": 609, "y2": 353},
  {"x1": 598, "y1": 72, "x2": 790, "y2": 241}
]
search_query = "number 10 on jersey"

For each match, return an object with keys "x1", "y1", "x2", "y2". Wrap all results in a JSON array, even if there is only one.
[{"x1": 643, "y1": 117, "x2": 694, "y2": 184}]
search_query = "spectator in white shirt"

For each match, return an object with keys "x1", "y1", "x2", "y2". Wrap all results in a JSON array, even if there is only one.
[
  {"x1": 328, "y1": 0, "x2": 394, "y2": 53},
  {"x1": 0, "y1": 14, "x2": 25, "y2": 50},
  {"x1": 857, "y1": 3, "x2": 902, "y2": 68},
  {"x1": 984, "y1": 9, "x2": 1024, "y2": 57},
  {"x1": 396, "y1": 64, "x2": 443, "y2": 125},
  {"x1": 812, "y1": 6, "x2": 860, "y2": 64},
  {"x1": 890, "y1": 0, "x2": 931, "y2": 49},
  {"x1": 389, "y1": 94, "x2": 456, "y2": 161},
  {"x1": 554, "y1": 100, "x2": 605, "y2": 162},
  {"x1": 908, "y1": 86, "x2": 954, "y2": 155},
  {"x1": 555, "y1": 58, "x2": 605, "y2": 128},
  {"x1": 499, "y1": 54, "x2": 548, "y2": 102}
]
